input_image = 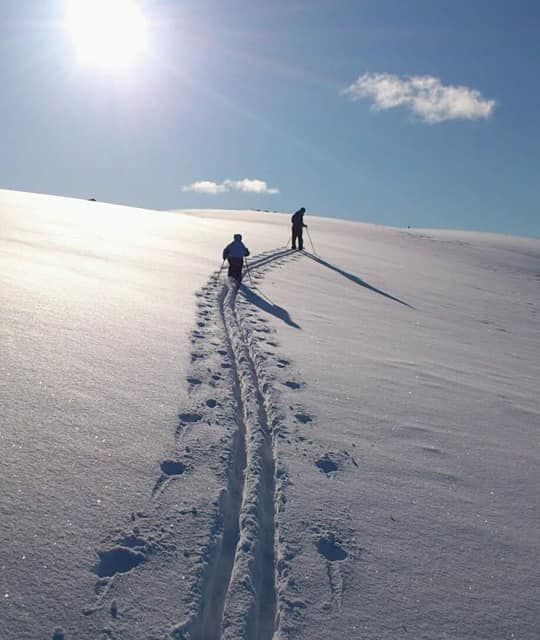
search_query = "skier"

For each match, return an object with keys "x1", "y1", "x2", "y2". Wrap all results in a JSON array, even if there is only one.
[
  {"x1": 291, "y1": 207, "x2": 307, "y2": 250},
  {"x1": 222, "y1": 233, "x2": 250, "y2": 282}
]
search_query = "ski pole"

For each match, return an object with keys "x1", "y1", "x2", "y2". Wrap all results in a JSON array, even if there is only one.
[
  {"x1": 306, "y1": 227, "x2": 317, "y2": 255},
  {"x1": 244, "y1": 257, "x2": 255, "y2": 287}
]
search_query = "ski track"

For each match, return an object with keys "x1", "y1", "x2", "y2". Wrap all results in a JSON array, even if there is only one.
[
  {"x1": 176, "y1": 246, "x2": 302, "y2": 640},
  {"x1": 79, "y1": 246, "x2": 356, "y2": 640}
]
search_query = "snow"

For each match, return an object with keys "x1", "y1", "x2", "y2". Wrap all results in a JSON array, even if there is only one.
[{"x1": 1, "y1": 188, "x2": 538, "y2": 639}]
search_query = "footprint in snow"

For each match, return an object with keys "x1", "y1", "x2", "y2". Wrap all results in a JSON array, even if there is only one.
[
  {"x1": 317, "y1": 533, "x2": 348, "y2": 612},
  {"x1": 317, "y1": 534, "x2": 348, "y2": 562},
  {"x1": 178, "y1": 413, "x2": 202, "y2": 424},
  {"x1": 152, "y1": 460, "x2": 187, "y2": 496},
  {"x1": 315, "y1": 454, "x2": 339, "y2": 474},
  {"x1": 176, "y1": 413, "x2": 203, "y2": 436},
  {"x1": 315, "y1": 451, "x2": 356, "y2": 474},
  {"x1": 160, "y1": 460, "x2": 187, "y2": 476},
  {"x1": 284, "y1": 381, "x2": 301, "y2": 390},
  {"x1": 93, "y1": 546, "x2": 146, "y2": 578}
]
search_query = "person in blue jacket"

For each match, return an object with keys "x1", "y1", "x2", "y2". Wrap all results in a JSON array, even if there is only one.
[{"x1": 223, "y1": 233, "x2": 250, "y2": 282}]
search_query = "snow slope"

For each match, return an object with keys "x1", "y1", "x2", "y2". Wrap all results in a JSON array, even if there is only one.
[{"x1": 1, "y1": 189, "x2": 538, "y2": 639}]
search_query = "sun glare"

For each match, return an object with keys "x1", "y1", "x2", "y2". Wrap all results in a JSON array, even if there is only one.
[{"x1": 65, "y1": 0, "x2": 147, "y2": 68}]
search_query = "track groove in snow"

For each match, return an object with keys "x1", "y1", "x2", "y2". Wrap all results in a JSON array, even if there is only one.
[
  {"x1": 188, "y1": 247, "x2": 299, "y2": 640},
  {"x1": 219, "y1": 278, "x2": 277, "y2": 639}
]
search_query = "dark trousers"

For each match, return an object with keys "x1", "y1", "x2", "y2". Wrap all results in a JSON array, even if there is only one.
[
  {"x1": 292, "y1": 227, "x2": 303, "y2": 250},
  {"x1": 227, "y1": 257, "x2": 244, "y2": 281}
]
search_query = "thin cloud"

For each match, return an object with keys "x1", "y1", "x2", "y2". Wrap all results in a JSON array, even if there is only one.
[
  {"x1": 224, "y1": 179, "x2": 279, "y2": 194},
  {"x1": 343, "y1": 72, "x2": 496, "y2": 123},
  {"x1": 182, "y1": 178, "x2": 279, "y2": 195},
  {"x1": 181, "y1": 181, "x2": 227, "y2": 194}
]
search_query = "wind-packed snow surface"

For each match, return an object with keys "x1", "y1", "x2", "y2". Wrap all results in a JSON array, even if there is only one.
[{"x1": 1, "y1": 189, "x2": 538, "y2": 640}]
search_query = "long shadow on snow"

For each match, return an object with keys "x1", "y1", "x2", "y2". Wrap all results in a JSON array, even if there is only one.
[
  {"x1": 247, "y1": 247, "x2": 296, "y2": 271},
  {"x1": 239, "y1": 284, "x2": 301, "y2": 329},
  {"x1": 301, "y1": 250, "x2": 414, "y2": 309}
]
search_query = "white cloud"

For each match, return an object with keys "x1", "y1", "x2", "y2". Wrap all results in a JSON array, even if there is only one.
[
  {"x1": 223, "y1": 179, "x2": 279, "y2": 194},
  {"x1": 181, "y1": 181, "x2": 227, "y2": 194},
  {"x1": 343, "y1": 72, "x2": 496, "y2": 123},
  {"x1": 182, "y1": 178, "x2": 279, "y2": 195}
]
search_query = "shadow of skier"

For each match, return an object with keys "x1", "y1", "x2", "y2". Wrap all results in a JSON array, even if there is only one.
[
  {"x1": 247, "y1": 247, "x2": 296, "y2": 271},
  {"x1": 301, "y1": 251, "x2": 414, "y2": 309},
  {"x1": 239, "y1": 284, "x2": 301, "y2": 329}
]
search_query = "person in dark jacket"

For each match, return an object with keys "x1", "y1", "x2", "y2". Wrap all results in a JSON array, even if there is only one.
[
  {"x1": 222, "y1": 233, "x2": 250, "y2": 282},
  {"x1": 291, "y1": 207, "x2": 307, "y2": 250}
]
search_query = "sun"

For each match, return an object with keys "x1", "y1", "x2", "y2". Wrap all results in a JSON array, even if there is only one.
[{"x1": 65, "y1": 0, "x2": 147, "y2": 68}]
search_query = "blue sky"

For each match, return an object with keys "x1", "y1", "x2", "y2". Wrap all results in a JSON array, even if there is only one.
[{"x1": 1, "y1": 0, "x2": 539, "y2": 236}]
